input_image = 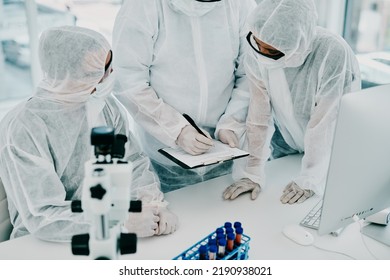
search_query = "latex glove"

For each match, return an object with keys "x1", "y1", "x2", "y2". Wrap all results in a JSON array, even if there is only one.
[
  {"x1": 218, "y1": 129, "x2": 239, "y2": 148},
  {"x1": 155, "y1": 208, "x2": 178, "y2": 235},
  {"x1": 280, "y1": 181, "x2": 314, "y2": 204},
  {"x1": 124, "y1": 206, "x2": 160, "y2": 237},
  {"x1": 223, "y1": 178, "x2": 261, "y2": 200},
  {"x1": 176, "y1": 125, "x2": 213, "y2": 155}
]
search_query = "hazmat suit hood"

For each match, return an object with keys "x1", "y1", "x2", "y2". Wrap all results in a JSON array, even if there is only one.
[
  {"x1": 247, "y1": 0, "x2": 318, "y2": 68},
  {"x1": 37, "y1": 25, "x2": 111, "y2": 103}
]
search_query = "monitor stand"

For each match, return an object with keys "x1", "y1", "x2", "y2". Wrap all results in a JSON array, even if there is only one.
[{"x1": 361, "y1": 223, "x2": 390, "y2": 246}]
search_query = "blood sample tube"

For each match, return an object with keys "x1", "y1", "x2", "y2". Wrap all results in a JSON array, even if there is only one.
[
  {"x1": 227, "y1": 233, "x2": 235, "y2": 251},
  {"x1": 216, "y1": 227, "x2": 224, "y2": 235},
  {"x1": 235, "y1": 227, "x2": 243, "y2": 245},
  {"x1": 216, "y1": 232, "x2": 225, "y2": 245},
  {"x1": 234, "y1": 221, "x2": 242, "y2": 229},
  {"x1": 224, "y1": 222, "x2": 232, "y2": 230},
  {"x1": 217, "y1": 238, "x2": 226, "y2": 258},
  {"x1": 208, "y1": 237, "x2": 217, "y2": 247},
  {"x1": 225, "y1": 227, "x2": 234, "y2": 237},
  {"x1": 209, "y1": 245, "x2": 217, "y2": 260},
  {"x1": 199, "y1": 245, "x2": 208, "y2": 260}
]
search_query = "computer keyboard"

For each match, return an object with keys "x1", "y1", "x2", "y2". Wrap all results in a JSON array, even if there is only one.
[{"x1": 300, "y1": 200, "x2": 323, "y2": 230}]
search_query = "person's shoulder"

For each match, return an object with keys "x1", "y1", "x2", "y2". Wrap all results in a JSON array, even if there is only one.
[
  {"x1": 0, "y1": 101, "x2": 35, "y2": 145},
  {"x1": 121, "y1": 0, "x2": 156, "y2": 6},
  {"x1": 0, "y1": 101, "x2": 27, "y2": 129},
  {"x1": 120, "y1": 0, "x2": 158, "y2": 10},
  {"x1": 117, "y1": 0, "x2": 159, "y2": 17},
  {"x1": 313, "y1": 27, "x2": 353, "y2": 56},
  {"x1": 311, "y1": 27, "x2": 354, "y2": 63}
]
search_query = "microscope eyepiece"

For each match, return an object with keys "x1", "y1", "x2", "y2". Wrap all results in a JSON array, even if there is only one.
[{"x1": 91, "y1": 126, "x2": 127, "y2": 159}]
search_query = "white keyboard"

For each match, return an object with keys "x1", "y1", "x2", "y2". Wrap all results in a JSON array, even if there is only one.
[{"x1": 300, "y1": 200, "x2": 323, "y2": 230}]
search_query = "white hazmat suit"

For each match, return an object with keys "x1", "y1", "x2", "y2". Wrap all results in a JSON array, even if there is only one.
[
  {"x1": 225, "y1": 0, "x2": 361, "y2": 202},
  {"x1": 0, "y1": 26, "x2": 176, "y2": 241},
  {"x1": 112, "y1": 0, "x2": 256, "y2": 192}
]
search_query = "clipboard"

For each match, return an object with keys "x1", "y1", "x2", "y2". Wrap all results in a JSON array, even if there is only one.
[{"x1": 158, "y1": 140, "x2": 249, "y2": 169}]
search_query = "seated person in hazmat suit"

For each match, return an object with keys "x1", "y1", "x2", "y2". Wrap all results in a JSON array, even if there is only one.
[
  {"x1": 0, "y1": 26, "x2": 177, "y2": 241},
  {"x1": 223, "y1": 0, "x2": 361, "y2": 203}
]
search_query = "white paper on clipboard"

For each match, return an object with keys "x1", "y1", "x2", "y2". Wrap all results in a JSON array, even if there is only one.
[{"x1": 158, "y1": 140, "x2": 249, "y2": 169}]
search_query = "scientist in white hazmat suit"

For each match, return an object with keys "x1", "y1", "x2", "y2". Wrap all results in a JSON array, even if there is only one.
[
  {"x1": 0, "y1": 26, "x2": 177, "y2": 241},
  {"x1": 223, "y1": 0, "x2": 361, "y2": 203},
  {"x1": 112, "y1": 0, "x2": 256, "y2": 192}
]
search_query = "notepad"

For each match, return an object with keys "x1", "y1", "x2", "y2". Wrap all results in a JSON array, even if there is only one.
[{"x1": 158, "y1": 140, "x2": 249, "y2": 169}]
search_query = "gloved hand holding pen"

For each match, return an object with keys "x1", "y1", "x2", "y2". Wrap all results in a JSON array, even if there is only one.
[
  {"x1": 176, "y1": 114, "x2": 214, "y2": 156},
  {"x1": 176, "y1": 125, "x2": 213, "y2": 155},
  {"x1": 280, "y1": 181, "x2": 314, "y2": 204}
]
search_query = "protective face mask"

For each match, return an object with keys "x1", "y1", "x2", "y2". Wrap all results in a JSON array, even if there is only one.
[
  {"x1": 87, "y1": 73, "x2": 114, "y2": 128},
  {"x1": 284, "y1": 48, "x2": 312, "y2": 68},
  {"x1": 93, "y1": 73, "x2": 115, "y2": 99},
  {"x1": 251, "y1": 49, "x2": 287, "y2": 70},
  {"x1": 261, "y1": 52, "x2": 285, "y2": 60},
  {"x1": 170, "y1": 0, "x2": 219, "y2": 17}
]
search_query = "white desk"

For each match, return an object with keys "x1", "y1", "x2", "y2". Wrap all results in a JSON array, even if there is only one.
[{"x1": 0, "y1": 154, "x2": 389, "y2": 260}]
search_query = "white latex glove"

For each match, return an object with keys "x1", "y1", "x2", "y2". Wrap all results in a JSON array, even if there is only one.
[
  {"x1": 218, "y1": 129, "x2": 239, "y2": 148},
  {"x1": 223, "y1": 178, "x2": 261, "y2": 200},
  {"x1": 176, "y1": 125, "x2": 213, "y2": 155},
  {"x1": 155, "y1": 208, "x2": 178, "y2": 235},
  {"x1": 280, "y1": 181, "x2": 315, "y2": 204},
  {"x1": 124, "y1": 206, "x2": 160, "y2": 237}
]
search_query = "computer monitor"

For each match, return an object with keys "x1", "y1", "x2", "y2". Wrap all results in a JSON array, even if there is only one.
[{"x1": 318, "y1": 84, "x2": 390, "y2": 238}]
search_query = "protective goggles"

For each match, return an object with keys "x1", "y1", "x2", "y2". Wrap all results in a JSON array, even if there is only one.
[
  {"x1": 105, "y1": 50, "x2": 113, "y2": 73},
  {"x1": 246, "y1": 32, "x2": 285, "y2": 60}
]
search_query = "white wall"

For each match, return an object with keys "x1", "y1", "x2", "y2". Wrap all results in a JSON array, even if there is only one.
[
  {"x1": 315, "y1": 0, "x2": 346, "y2": 36},
  {"x1": 254, "y1": 0, "x2": 347, "y2": 36},
  {"x1": 25, "y1": 0, "x2": 42, "y2": 88}
]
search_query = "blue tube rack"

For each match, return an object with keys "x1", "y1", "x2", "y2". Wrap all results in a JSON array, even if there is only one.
[{"x1": 173, "y1": 230, "x2": 251, "y2": 260}]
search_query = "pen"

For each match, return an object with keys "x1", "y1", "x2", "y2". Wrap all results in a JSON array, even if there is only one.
[{"x1": 182, "y1": 113, "x2": 209, "y2": 138}]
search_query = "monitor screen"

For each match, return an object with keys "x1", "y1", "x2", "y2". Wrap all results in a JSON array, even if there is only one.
[{"x1": 318, "y1": 84, "x2": 390, "y2": 236}]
